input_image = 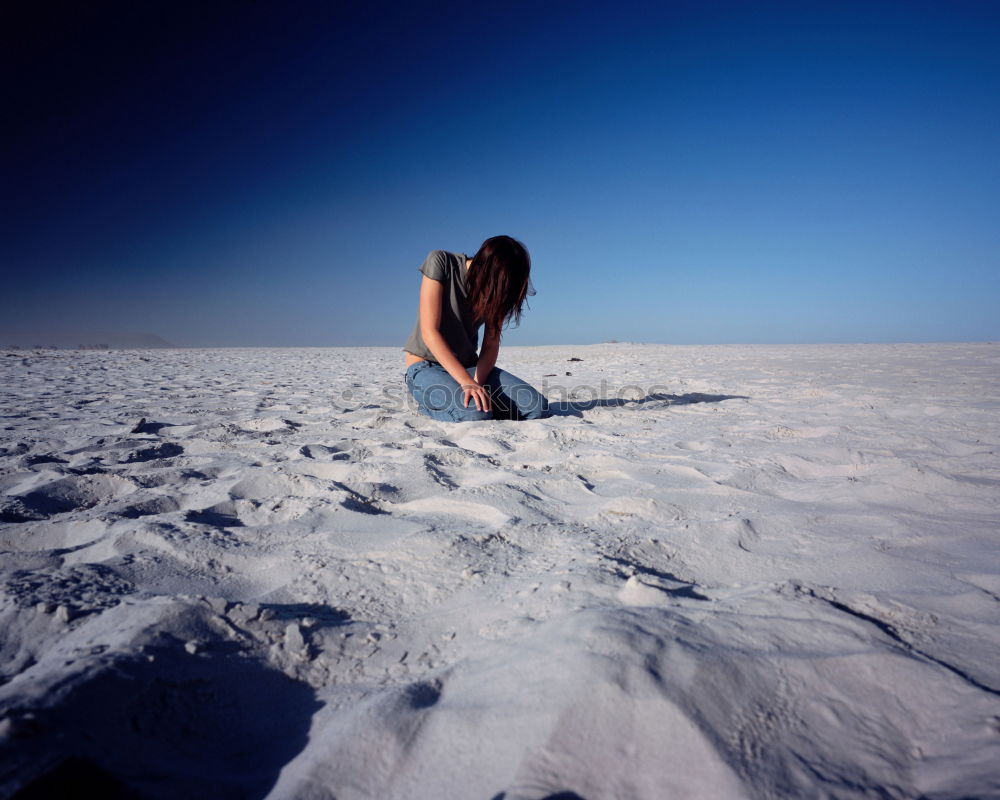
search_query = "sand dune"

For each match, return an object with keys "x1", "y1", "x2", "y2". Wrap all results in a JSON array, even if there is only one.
[{"x1": 2, "y1": 343, "x2": 999, "y2": 798}]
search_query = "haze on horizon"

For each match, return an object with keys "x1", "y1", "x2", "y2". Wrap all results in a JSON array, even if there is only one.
[{"x1": 4, "y1": 1, "x2": 999, "y2": 348}]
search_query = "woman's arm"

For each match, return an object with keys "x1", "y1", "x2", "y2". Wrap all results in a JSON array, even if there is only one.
[
  {"x1": 475, "y1": 324, "x2": 500, "y2": 385},
  {"x1": 418, "y1": 275, "x2": 491, "y2": 412}
]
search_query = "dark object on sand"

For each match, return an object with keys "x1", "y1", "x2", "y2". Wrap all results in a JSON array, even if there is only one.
[{"x1": 568, "y1": 357, "x2": 583, "y2": 362}]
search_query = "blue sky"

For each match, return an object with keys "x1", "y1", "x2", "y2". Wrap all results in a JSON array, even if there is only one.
[{"x1": 4, "y1": 0, "x2": 999, "y2": 346}]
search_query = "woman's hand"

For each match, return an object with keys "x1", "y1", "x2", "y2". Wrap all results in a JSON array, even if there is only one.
[
  {"x1": 417, "y1": 275, "x2": 492, "y2": 413},
  {"x1": 461, "y1": 381, "x2": 491, "y2": 412}
]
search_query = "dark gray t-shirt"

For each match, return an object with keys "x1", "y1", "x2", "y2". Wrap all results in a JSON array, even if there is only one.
[{"x1": 403, "y1": 250, "x2": 482, "y2": 368}]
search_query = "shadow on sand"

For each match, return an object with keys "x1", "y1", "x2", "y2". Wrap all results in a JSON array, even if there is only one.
[
  {"x1": 10, "y1": 643, "x2": 321, "y2": 800},
  {"x1": 547, "y1": 392, "x2": 748, "y2": 418}
]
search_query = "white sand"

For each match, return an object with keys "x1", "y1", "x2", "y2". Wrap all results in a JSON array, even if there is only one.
[{"x1": 1, "y1": 343, "x2": 999, "y2": 799}]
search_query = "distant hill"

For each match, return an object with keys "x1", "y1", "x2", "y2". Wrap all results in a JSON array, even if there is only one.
[{"x1": 0, "y1": 329, "x2": 175, "y2": 349}]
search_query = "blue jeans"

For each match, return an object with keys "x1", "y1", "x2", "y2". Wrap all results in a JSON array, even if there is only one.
[{"x1": 405, "y1": 361, "x2": 551, "y2": 422}]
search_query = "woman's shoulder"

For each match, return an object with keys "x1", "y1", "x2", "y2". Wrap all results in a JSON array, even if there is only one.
[
  {"x1": 420, "y1": 250, "x2": 464, "y2": 280},
  {"x1": 427, "y1": 249, "x2": 465, "y2": 264}
]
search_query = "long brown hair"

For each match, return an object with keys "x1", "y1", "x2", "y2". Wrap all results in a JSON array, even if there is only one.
[{"x1": 466, "y1": 235, "x2": 533, "y2": 335}]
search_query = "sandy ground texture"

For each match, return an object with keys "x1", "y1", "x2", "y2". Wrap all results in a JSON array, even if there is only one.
[{"x1": 1, "y1": 343, "x2": 999, "y2": 799}]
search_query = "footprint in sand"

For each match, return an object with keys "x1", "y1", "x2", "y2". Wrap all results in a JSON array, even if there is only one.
[
  {"x1": 0, "y1": 519, "x2": 107, "y2": 553},
  {"x1": 185, "y1": 501, "x2": 245, "y2": 528},
  {"x1": 2, "y1": 474, "x2": 137, "y2": 521},
  {"x1": 291, "y1": 443, "x2": 360, "y2": 480},
  {"x1": 300, "y1": 443, "x2": 352, "y2": 461},
  {"x1": 118, "y1": 495, "x2": 184, "y2": 519},
  {"x1": 120, "y1": 442, "x2": 184, "y2": 463},
  {"x1": 390, "y1": 496, "x2": 510, "y2": 527},
  {"x1": 236, "y1": 417, "x2": 299, "y2": 434},
  {"x1": 674, "y1": 440, "x2": 710, "y2": 451},
  {"x1": 3, "y1": 563, "x2": 134, "y2": 616}
]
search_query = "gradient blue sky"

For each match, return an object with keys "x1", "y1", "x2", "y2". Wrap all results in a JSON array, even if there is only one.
[{"x1": 4, "y1": 0, "x2": 999, "y2": 346}]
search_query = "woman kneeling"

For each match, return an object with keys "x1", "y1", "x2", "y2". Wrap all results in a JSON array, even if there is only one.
[{"x1": 402, "y1": 236, "x2": 550, "y2": 422}]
